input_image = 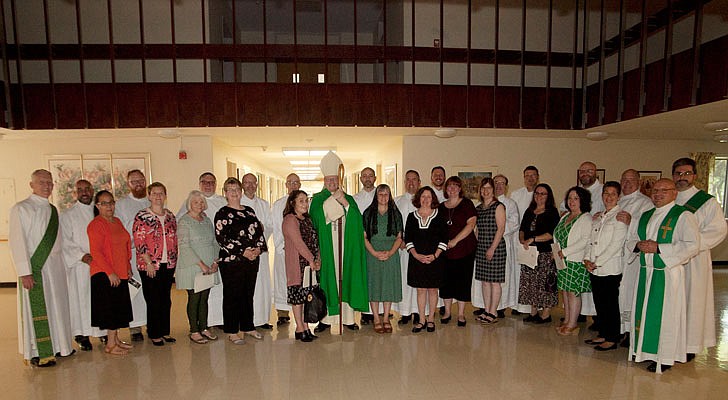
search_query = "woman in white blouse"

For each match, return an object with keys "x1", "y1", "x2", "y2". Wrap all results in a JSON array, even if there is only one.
[
  {"x1": 554, "y1": 186, "x2": 593, "y2": 335},
  {"x1": 584, "y1": 182, "x2": 628, "y2": 351}
]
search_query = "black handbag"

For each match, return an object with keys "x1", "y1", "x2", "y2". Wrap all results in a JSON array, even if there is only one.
[{"x1": 303, "y1": 268, "x2": 327, "y2": 323}]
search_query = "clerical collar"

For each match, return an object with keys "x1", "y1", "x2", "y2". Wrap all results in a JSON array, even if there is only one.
[
  {"x1": 29, "y1": 194, "x2": 50, "y2": 204},
  {"x1": 582, "y1": 179, "x2": 601, "y2": 190},
  {"x1": 655, "y1": 201, "x2": 676, "y2": 211}
]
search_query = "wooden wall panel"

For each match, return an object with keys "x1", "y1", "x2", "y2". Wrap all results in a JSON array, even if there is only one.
[
  {"x1": 23, "y1": 84, "x2": 54, "y2": 129},
  {"x1": 494, "y1": 87, "x2": 520, "y2": 129},
  {"x1": 297, "y1": 84, "x2": 328, "y2": 126},
  {"x1": 547, "y1": 88, "x2": 573, "y2": 130},
  {"x1": 412, "y1": 85, "x2": 440, "y2": 127},
  {"x1": 522, "y1": 87, "x2": 547, "y2": 129},
  {"x1": 354, "y1": 85, "x2": 385, "y2": 127},
  {"x1": 699, "y1": 36, "x2": 728, "y2": 105},
  {"x1": 237, "y1": 84, "x2": 267, "y2": 126},
  {"x1": 147, "y1": 84, "x2": 179, "y2": 127},
  {"x1": 621, "y1": 69, "x2": 641, "y2": 121},
  {"x1": 85, "y1": 84, "x2": 115, "y2": 128},
  {"x1": 670, "y1": 49, "x2": 694, "y2": 110},
  {"x1": 206, "y1": 84, "x2": 237, "y2": 127},
  {"x1": 467, "y1": 86, "x2": 494, "y2": 128},
  {"x1": 327, "y1": 84, "x2": 355, "y2": 126},
  {"x1": 266, "y1": 84, "x2": 297, "y2": 126},
  {"x1": 643, "y1": 60, "x2": 665, "y2": 116},
  {"x1": 116, "y1": 84, "x2": 147, "y2": 128},
  {"x1": 585, "y1": 84, "x2": 600, "y2": 128},
  {"x1": 54, "y1": 84, "x2": 86, "y2": 129},
  {"x1": 384, "y1": 84, "x2": 412, "y2": 127},
  {"x1": 440, "y1": 86, "x2": 467, "y2": 128},
  {"x1": 178, "y1": 84, "x2": 207, "y2": 127},
  {"x1": 9, "y1": 85, "x2": 25, "y2": 129},
  {"x1": 602, "y1": 77, "x2": 620, "y2": 125}
]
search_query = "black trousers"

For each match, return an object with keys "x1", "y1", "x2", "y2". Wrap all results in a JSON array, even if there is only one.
[
  {"x1": 219, "y1": 261, "x2": 258, "y2": 333},
  {"x1": 589, "y1": 273, "x2": 622, "y2": 343},
  {"x1": 140, "y1": 265, "x2": 175, "y2": 339}
]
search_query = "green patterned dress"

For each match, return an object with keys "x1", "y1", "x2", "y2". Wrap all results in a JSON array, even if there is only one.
[{"x1": 554, "y1": 215, "x2": 591, "y2": 294}]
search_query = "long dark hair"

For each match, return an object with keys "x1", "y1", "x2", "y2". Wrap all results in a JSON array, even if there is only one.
[
  {"x1": 527, "y1": 183, "x2": 556, "y2": 213},
  {"x1": 93, "y1": 190, "x2": 114, "y2": 217},
  {"x1": 563, "y1": 186, "x2": 592, "y2": 213},
  {"x1": 283, "y1": 190, "x2": 308, "y2": 217},
  {"x1": 363, "y1": 184, "x2": 402, "y2": 238}
]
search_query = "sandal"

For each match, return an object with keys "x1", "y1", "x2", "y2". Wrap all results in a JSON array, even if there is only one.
[
  {"x1": 245, "y1": 331, "x2": 263, "y2": 340},
  {"x1": 476, "y1": 314, "x2": 498, "y2": 324},
  {"x1": 584, "y1": 337, "x2": 606, "y2": 345},
  {"x1": 104, "y1": 344, "x2": 128, "y2": 356},
  {"x1": 190, "y1": 333, "x2": 209, "y2": 344},
  {"x1": 383, "y1": 322, "x2": 393, "y2": 333},
  {"x1": 228, "y1": 334, "x2": 245, "y2": 345},
  {"x1": 557, "y1": 326, "x2": 580, "y2": 336},
  {"x1": 116, "y1": 340, "x2": 133, "y2": 350},
  {"x1": 201, "y1": 329, "x2": 218, "y2": 341},
  {"x1": 373, "y1": 322, "x2": 385, "y2": 334}
]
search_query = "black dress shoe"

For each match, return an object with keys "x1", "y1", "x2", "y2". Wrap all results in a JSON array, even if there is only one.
[
  {"x1": 131, "y1": 332, "x2": 144, "y2": 342},
  {"x1": 295, "y1": 331, "x2": 313, "y2": 342},
  {"x1": 440, "y1": 316, "x2": 452, "y2": 324},
  {"x1": 686, "y1": 353, "x2": 696, "y2": 362},
  {"x1": 398, "y1": 315, "x2": 411, "y2": 325},
  {"x1": 457, "y1": 319, "x2": 467, "y2": 327},
  {"x1": 426, "y1": 322, "x2": 436, "y2": 332},
  {"x1": 78, "y1": 339, "x2": 93, "y2": 351},
  {"x1": 151, "y1": 339, "x2": 165, "y2": 346},
  {"x1": 647, "y1": 362, "x2": 672, "y2": 373},
  {"x1": 56, "y1": 349, "x2": 76, "y2": 357},
  {"x1": 30, "y1": 357, "x2": 56, "y2": 368},
  {"x1": 524, "y1": 314, "x2": 539, "y2": 322},
  {"x1": 533, "y1": 316, "x2": 552, "y2": 324},
  {"x1": 510, "y1": 310, "x2": 522, "y2": 316},
  {"x1": 344, "y1": 323, "x2": 359, "y2": 331},
  {"x1": 305, "y1": 329, "x2": 318, "y2": 340},
  {"x1": 162, "y1": 336, "x2": 176, "y2": 343},
  {"x1": 439, "y1": 306, "x2": 446, "y2": 316},
  {"x1": 497, "y1": 310, "x2": 506, "y2": 318},
  {"x1": 314, "y1": 323, "x2": 330, "y2": 333},
  {"x1": 621, "y1": 333, "x2": 630, "y2": 348},
  {"x1": 256, "y1": 323, "x2": 274, "y2": 330},
  {"x1": 473, "y1": 308, "x2": 485, "y2": 316},
  {"x1": 360, "y1": 314, "x2": 374, "y2": 325}
]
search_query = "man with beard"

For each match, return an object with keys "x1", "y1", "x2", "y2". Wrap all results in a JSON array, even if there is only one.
[
  {"x1": 309, "y1": 151, "x2": 368, "y2": 333},
  {"x1": 393, "y1": 170, "x2": 421, "y2": 325},
  {"x1": 177, "y1": 172, "x2": 227, "y2": 329},
  {"x1": 240, "y1": 173, "x2": 275, "y2": 330},
  {"x1": 430, "y1": 166, "x2": 446, "y2": 203},
  {"x1": 615, "y1": 169, "x2": 653, "y2": 346},
  {"x1": 353, "y1": 167, "x2": 377, "y2": 325},
  {"x1": 9, "y1": 169, "x2": 74, "y2": 367},
  {"x1": 271, "y1": 173, "x2": 302, "y2": 326},
  {"x1": 672, "y1": 157, "x2": 727, "y2": 361},
  {"x1": 115, "y1": 169, "x2": 150, "y2": 341},
  {"x1": 627, "y1": 179, "x2": 699, "y2": 373},
  {"x1": 61, "y1": 180, "x2": 106, "y2": 351}
]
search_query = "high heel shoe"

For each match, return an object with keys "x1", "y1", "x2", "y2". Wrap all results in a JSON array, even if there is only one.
[
  {"x1": 426, "y1": 322, "x2": 436, "y2": 332},
  {"x1": 457, "y1": 318, "x2": 466, "y2": 327},
  {"x1": 440, "y1": 315, "x2": 452, "y2": 324}
]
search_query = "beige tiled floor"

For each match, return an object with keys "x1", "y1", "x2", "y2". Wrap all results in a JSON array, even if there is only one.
[{"x1": 3, "y1": 270, "x2": 728, "y2": 399}]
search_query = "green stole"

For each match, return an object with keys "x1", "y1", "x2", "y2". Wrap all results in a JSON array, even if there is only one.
[
  {"x1": 633, "y1": 205, "x2": 686, "y2": 355},
  {"x1": 24, "y1": 204, "x2": 59, "y2": 363},
  {"x1": 309, "y1": 189, "x2": 369, "y2": 314},
  {"x1": 683, "y1": 190, "x2": 712, "y2": 214}
]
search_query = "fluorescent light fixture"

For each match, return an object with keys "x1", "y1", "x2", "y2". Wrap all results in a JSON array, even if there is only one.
[
  {"x1": 293, "y1": 167, "x2": 320, "y2": 172},
  {"x1": 434, "y1": 128, "x2": 457, "y2": 138},
  {"x1": 289, "y1": 160, "x2": 320, "y2": 166},
  {"x1": 282, "y1": 147, "x2": 335, "y2": 157},
  {"x1": 298, "y1": 174, "x2": 319, "y2": 180}
]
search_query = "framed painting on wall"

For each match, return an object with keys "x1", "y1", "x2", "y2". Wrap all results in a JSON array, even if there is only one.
[
  {"x1": 456, "y1": 166, "x2": 497, "y2": 203},
  {"x1": 384, "y1": 164, "x2": 398, "y2": 196},
  {"x1": 576, "y1": 168, "x2": 606, "y2": 185},
  {"x1": 111, "y1": 153, "x2": 151, "y2": 200},
  {"x1": 638, "y1": 171, "x2": 662, "y2": 197},
  {"x1": 47, "y1": 155, "x2": 83, "y2": 211}
]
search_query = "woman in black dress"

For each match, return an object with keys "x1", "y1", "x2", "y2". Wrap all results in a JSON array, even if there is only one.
[
  {"x1": 518, "y1": 183, "x2": 560, "y2": 324},
  {"x1": 474, "y1": 178, "x2": 507, "y2": 324},
  {"x1": 405, "y1": 186, "x2": 448, "y2": 333},
  {"x1": 215, "y1": 177, "x2": 267, "y2": 344},
  {"x1": 439, "y1": 176, "x2": 477, "y2": 327}
]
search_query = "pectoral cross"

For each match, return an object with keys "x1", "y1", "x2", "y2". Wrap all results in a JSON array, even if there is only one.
[{"x1": 659, "y1": 218, "x2": 673, "y2": 240}]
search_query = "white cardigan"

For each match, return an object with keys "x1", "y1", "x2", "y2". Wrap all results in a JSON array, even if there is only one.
[
  {"x1": 557, "y1": 212, "x2": 592, "y2": 262},
  {"x1": 586, "y1": 205, "x2": 627, "y2": 276}
]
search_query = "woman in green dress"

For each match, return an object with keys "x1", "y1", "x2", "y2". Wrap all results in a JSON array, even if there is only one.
[
  {"x1": 177, "y1": 190, "x2": 221, "y2": 344},
  {"x1": 554, "y1": 186, "x2": 593, "y2": 336},
  {"x1": 363, "y1": 184, "x2": 403, "y2": 334}
]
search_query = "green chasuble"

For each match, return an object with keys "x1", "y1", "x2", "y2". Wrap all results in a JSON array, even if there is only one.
[
  {"x1": 26, "y1": 204, "x2": 59, "y2": 364},
  {"x1": 633, "y1": 205, "x2": 686, "y2": 355},
  {"x1": 309, "y1": 189, "x2": 369, "y2": 315}
]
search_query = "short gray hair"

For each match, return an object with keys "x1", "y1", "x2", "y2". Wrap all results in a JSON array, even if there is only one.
[{"x1": 185, "y1": 190, "x2": 208, "y2": 212}]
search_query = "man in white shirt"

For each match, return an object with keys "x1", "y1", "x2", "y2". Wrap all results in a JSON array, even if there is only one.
[
  {"x1": 510, "y1": 166, "x2": 539, "y2": 222},
  {"x1": 114, "y1": 169, "x2": 150, "y2": 341},
  {"x1": 352, "y1": 167, "x2": 377, "y2": 325},
  {"x1": 271, "y1": 173, "x2": 301, "y2": 326},
  {"x1": 394, "y1": 169, "x2": 421, "y2": 325},
  {"x1": 627, "y1": 178, "x2": 699, "y2": 373},
  {"x1": 430, "y1": 166, "x2": 446, "y2": 203},
  {"x1": 241, "y1": 173, "x2": 275, "y2": 330},
  {"x1": 61, "y1": 180, "x2": 105, "y2": 351},
  {"x1": 616, "y1": 169, "x2": 654, "y2": 346},
  {"x1": 9, "y1": 169, "x2": 74, "y2": 367},
  {"x1": 177, "y1": 172, "x2": 227, "y2": 328},
  {"x1": 672, "y1": 157, "x2": 727, "y2": 361}
]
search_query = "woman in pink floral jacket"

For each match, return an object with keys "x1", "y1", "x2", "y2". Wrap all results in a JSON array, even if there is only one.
[{"x1": 133, "y1": 182, "x2": 178, "y2": 346}]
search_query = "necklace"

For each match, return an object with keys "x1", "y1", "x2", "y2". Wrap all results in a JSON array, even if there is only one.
[{"x1": 447, "y1": 206, "x2": 455, "y2": 226}]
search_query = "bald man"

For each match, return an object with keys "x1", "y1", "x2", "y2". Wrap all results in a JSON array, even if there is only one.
[{"x1": 626, "y1": 179, "x2": 699, "y2": 373}]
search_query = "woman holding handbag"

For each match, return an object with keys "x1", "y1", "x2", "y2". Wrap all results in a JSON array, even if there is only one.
[{"x1": 282, "y1": 190, "x2": 321, "y2": 342}]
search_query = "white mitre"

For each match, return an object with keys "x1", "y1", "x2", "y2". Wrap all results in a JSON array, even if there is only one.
[{"x1": 320, "y1": 151, "x2": 346, "y2": 223}]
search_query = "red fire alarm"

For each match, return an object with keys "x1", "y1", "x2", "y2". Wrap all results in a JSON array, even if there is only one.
[{"x1": 179, "y1": 150, "x2": 187, "y2": 160}]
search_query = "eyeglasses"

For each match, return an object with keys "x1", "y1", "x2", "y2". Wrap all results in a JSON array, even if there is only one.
[
  {"x1": 672, "y1": 171, "x2": 695, "y2": 177},
  {"x1": 286, "y1": 180, "x2": 301, "y2": 185},
  {"x1": 199, "y1": 180, "x2": 216, "y2": 185},
  {"x1": 578, "y1": 169, "x2": 596, "y2": 174},
  {"x1": 97, "y1": 201, "x2": 115, "y2": 206}
]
